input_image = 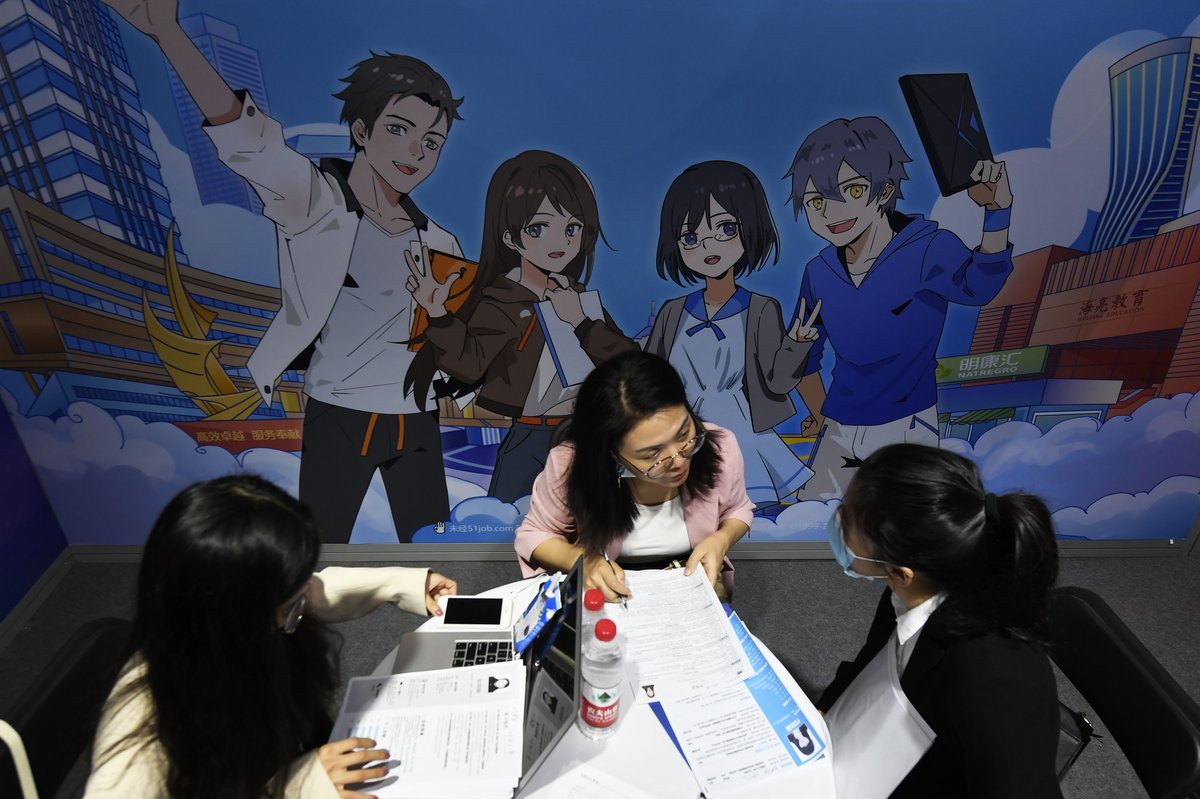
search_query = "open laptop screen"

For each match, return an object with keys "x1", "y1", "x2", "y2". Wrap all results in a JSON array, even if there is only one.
[{"x1": 517, "y1": 556, "x2": 583, "y2": 790}]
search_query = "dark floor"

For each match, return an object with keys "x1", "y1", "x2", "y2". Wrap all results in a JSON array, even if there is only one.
[{"x1": 1, "y1": 552, "x2": 1197, "y2": 798}]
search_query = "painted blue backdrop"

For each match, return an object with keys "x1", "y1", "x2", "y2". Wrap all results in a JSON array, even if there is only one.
[{"x1": 1, "y1": 0, "x2": 1198, "y2": 547}]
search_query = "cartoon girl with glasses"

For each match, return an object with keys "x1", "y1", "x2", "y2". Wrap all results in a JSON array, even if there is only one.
[{"x1": 646, "y1": 161, "x2": 820, "y2": 509}]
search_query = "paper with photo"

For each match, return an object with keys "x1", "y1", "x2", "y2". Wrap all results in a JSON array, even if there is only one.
[
  {"x1": 727, "y1": 612, "x2": 827, "y2": 765},
  {"x1": 660, "y1": 680, "x2": 799, "y2": 799},
  {"x1": 645, "y1": 610, "x2": 832, "y2": 797},
  {"x1": 332, "y1": 661, "x2": 526, "y2": 798}
]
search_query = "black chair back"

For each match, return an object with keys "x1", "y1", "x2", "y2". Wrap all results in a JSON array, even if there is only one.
[
  {"x1": 1048, "y1": 586, "x2": 1200, "y2": 799},
  {"x1": 0, "y1": 617, "x2": 131, "y2": 799}
]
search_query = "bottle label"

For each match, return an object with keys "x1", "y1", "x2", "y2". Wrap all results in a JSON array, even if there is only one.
[{"x1": 580, "y1": 682, "x2": 620, "y2": 728}]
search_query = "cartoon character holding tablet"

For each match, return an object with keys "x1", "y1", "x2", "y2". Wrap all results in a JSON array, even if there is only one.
[{"x1": 785, "y1": 107, "x2": 1014, "y2": 500}]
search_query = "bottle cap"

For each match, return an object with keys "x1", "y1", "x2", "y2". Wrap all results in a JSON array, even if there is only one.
[
  {"x1": 583, "y1": 589, "x2": 605, "y2": 612},
  {"x1": 595, "y1": 618, "x2": 617, "y2": 642}
]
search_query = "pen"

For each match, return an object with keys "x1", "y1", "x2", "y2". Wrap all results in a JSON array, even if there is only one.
[{"x1": 601, "y1": 550, "x2": 628, "y2": 611}]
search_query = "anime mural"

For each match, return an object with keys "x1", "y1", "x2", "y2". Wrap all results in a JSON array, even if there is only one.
[{"x1": 0, "y1": 0, "x2": 1198, "y2": 547}]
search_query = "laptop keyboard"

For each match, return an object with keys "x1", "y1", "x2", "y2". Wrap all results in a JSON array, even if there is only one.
[{"x1": 451, "y1": 639, "x2": 514, "y2": 668}]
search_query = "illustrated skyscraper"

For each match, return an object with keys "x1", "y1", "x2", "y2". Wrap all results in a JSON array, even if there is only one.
[
  {"x1": 167, "y1": 14, "x2": 270, "y2": 214},
  {"x1": 1091, "y1": 37, "x2": 1200, "y2": 251},
  {"x1": 0, "y1": 0, "x2": 185, "y2": 259}
]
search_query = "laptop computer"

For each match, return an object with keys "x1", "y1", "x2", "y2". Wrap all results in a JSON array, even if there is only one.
[
  {"x1": 515, "y1": 558, "x2": 582, "y2": 794},
  {"x1": 393, "y1": 594, "x2": 519, "y2": 673},
  {"x1": 392, "y1": 559, "x2": 584, "y2": 795},
  {"x1": 898, "y1": 72, "x2": 993, "y2": 196},
  {"x1": 392, "y1": 623, "x2": 514, "y2": 672}
]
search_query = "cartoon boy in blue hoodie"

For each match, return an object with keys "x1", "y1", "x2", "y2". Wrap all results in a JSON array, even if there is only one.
[{"x1": 785, "y1": 116, "x2": 1013, "y2": 499}]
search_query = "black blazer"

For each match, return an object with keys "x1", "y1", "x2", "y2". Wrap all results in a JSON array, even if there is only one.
[{"x1": 818, "y1": 589, "x2": 1063, "y2": 799}]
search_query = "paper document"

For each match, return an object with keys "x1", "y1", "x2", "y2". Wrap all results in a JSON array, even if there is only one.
[
  {"x1": 619, "y1": 569, "x2": 753, "y2": 701},
  {"x1": 534, "y1": 290, "x2": 604, "y2": 387},
  {"x1": 331, "y1": 661, "x2": 526, "y2": 799},
  {"x1": 653, "y1": 613, "x2": 829, "y2": 799},
  {"x1": 547, "y1": 762, "x2": 663, "y2": 799},
  {"x1": 727, "y1": 613, "x2": 827, "y2": 767},
  {"x1": 662, "y1": 681, "x2": 798, "y2": 798},
  {"x1": 825, "y1": 632, "x2": 935, "y2": 799}
]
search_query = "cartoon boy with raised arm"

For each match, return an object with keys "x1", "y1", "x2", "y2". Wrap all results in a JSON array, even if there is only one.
[
  {"x1": 105, "y1": 0, "x2": 464, "y2": 543},
  {"x1": 785, "y1": 116, "x2": 1014, "y2": 499}
]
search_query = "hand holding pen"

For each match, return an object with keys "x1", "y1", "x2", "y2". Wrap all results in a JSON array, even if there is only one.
[
  {"x1": 584, "y1": 551, "x2": 631, "y2": 606},
  {"x1": 602, "y1": 551, "x2": 630, "y2": 611}
]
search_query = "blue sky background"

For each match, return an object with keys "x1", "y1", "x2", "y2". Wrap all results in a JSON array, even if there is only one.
[{"x1": 118, "y1": 0, "x2": 1199, "y2": 352}]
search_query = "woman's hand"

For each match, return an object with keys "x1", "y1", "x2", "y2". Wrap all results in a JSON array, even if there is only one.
[
  {"x1": 318, "y1": 737, "x2": 389, "y2": 798},
  {"x1": 685, "y1": 522, "x2": 748, "y2": 586},
  {"x1": 425, "y1": 571, "x2": 458, "y2": 616},
  {"x1": 583, "y1": 553, "x2": 631, "y2": 603}
]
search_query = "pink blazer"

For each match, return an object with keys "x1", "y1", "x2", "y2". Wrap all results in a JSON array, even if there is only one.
[{"x1": 513, "y1": 424, "x2": 755, "y2": 592}]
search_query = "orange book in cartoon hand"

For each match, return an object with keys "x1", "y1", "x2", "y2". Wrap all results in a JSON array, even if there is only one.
[{"x1": 408, "y1": 251, "x2": 479, "y2": 351}]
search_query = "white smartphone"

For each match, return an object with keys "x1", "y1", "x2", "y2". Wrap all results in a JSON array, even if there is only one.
[{"x1": 439, "y1": 595, "x2": 512, "y2": 628}]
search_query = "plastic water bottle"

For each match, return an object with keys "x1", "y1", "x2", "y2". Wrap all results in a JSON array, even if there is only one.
[
  {"x1": 581, "y1": 588, "x2": 604, "y2": 654},
  {"x1": 578, "y1": 618, "x2": 622, "y2": 739}
]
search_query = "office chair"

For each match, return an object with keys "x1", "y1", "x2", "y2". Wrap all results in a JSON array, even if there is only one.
[
  {"x1": 0, "y1": 617, "x2": 131, "y2": 799},
  {"x1": 1048, "y1": 586, "x2": 1200, "y2": 799}
]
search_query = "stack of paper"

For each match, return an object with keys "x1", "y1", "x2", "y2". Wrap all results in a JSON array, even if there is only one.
[
  {"x1": 620, "y1": 570, "x2": 830, "y2": 799},
  {"x1": 330, "y1": 660, "x2": 526, "y2": 799}
]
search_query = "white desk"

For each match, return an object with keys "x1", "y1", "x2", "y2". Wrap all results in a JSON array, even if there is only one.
[{"x1": 374, "y1": 578, "x2": 836, "y2": 799}]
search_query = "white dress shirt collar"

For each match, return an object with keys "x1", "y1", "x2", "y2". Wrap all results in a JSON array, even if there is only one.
[{"x1": 892, "y1": 590, "x2": 948, "y2": 646}]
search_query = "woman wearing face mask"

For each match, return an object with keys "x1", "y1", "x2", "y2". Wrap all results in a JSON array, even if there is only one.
[
  {"x1": 513, "y1": 350, "x2": 754, "y2": 601},
  {"x1": 818, "y1": 443, "x2": 1062, "y2": 798},
  {"x1": 85, "y1": 474, "x2": 458, "y2": 799}
]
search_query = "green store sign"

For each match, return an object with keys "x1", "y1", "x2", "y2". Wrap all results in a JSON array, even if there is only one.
[{"x1": 935, "y1": 346, "x2": 1049, "y2": 384}]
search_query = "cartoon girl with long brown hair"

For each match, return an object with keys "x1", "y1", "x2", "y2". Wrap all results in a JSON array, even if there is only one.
[{"x1": 408, "y1": 150, "x2": 635, "y2": 502}]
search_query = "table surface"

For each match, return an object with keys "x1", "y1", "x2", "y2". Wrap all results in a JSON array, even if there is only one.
[{"x1": 373, "y1": 577, "x2": 837, "y2": 799}]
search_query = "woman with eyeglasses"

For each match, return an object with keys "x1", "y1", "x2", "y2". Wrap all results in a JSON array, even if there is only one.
[
  {"x1": 85, "y1": 474, "x2": 458, "y2": 799},
  {"x1": 514, "y1": 350, "x2": 754, "y2": 601},
  {"x1": 818, "y1": 443, "x2": 1062, "y2": 798}
]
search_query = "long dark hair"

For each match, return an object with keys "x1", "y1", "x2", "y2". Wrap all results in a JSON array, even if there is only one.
[
  {"x1": 561, "y1": 351, "x2": 721, "y2": 553},
  {"x1": 97, "y1": 475, "x2": 338, "y2": 799},
  {"x1": 406, "y1": 150, "x2": 607, "y2": 404},
  {"x1": 841, "y1": 443, "x2": 1059, "y2": 641}
]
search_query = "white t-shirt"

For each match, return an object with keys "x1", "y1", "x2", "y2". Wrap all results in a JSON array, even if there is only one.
[
  {"x1": 619, "y1": 496, "x2": 689, "y2": 558},
  {"x1": 305, "y1": 217, "x2": 452, "y2": 413}
]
